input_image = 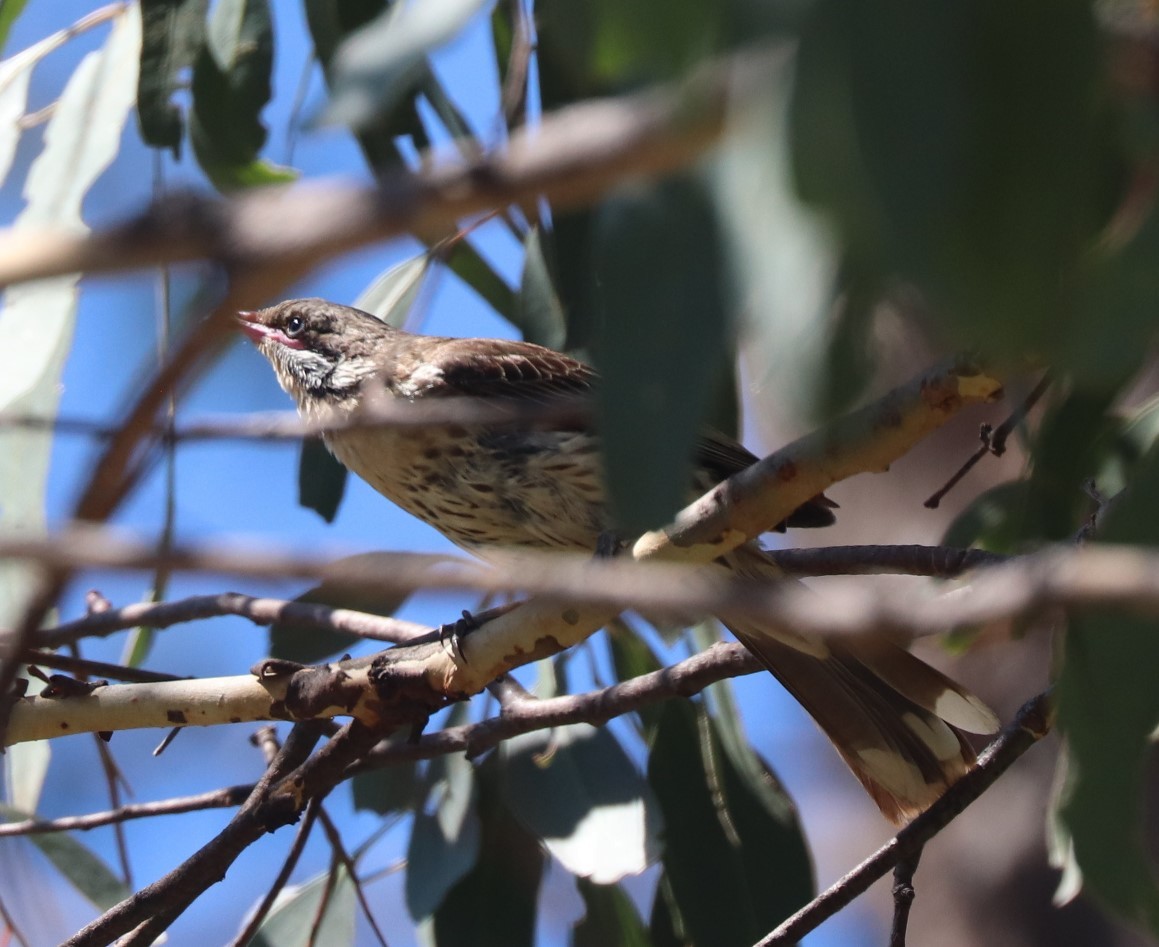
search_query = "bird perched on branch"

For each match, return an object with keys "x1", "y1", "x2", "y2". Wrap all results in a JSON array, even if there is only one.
[{"x1": 238, "y1": 297, "x2": 998, "y2": 823}]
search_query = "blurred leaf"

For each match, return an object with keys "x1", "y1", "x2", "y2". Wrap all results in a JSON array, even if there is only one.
[
  {"x1": 431, "y1": 754, "x2": 544, "y2": 947},
  {"x1": 1054, "y1": 441, "x2": 1159, "y2": 934},
  {"x1": 941, "y1": 481, "x2": 1035, "y2": 553},
  {"x1": 500, "y1": 722, "x2": 661, "y2": 883},
  {"x1": 297, "y1": 438, "x2": 348, "y2": 523},
  {"x1": 269, "y1": 552, "x2": 417, "y2": 663},
  {"x1": 0, "y1": 0, "x2": 28, "y2": 55},
  {"x1": 516, "y1": 225, "x2": 567, "y2": 349},
  {"x1": 1073, "y1": 197, "x2": 1159, "y2": 385},
  {"x1": 593, "y1": 176, "x2": 730, "y2": 534},
  {"x1": 535, "y1": 0, "x2": 720, "y2": 92},
  {"x1": 1022, "y1": 390, "x2": 1118, "y2": 542},
  {"x1": 406, "y1": 728, "x2": 481, "y2": 921},
  {"x1": 351, "y1": 750, "x2": 417, "y2": 816},
  {"x1": 791, "y1": 0, "x2": 1112, "y2": 370},
  {"x1": 304, "y1": 0, "x2": 420, "y2": 168},
  {"x1": 550, "y1": 209, "x2": 598, "y2": 354},
  {"x1": 325, "y1": 0, "x2": 490, "y2": 129},
  {"x1": 1, "y1": 805, "x2": 130, "y2": 910},
  {"x1": 190, "y1": 0, "x2": 296, "y2": 189},
  {"x1": 572, "y1": 878, "x2": 652, "y2": 947},
  {"x1": 249, "y1": 863, "x2": 355, "y2": 947},
  {"x1": 444, "y1": 240, "x2": 518, "y2": 323},
  {"x1": 137, "y1": 0, "x2": 206, "y2": 154},
  {"x1": 0, "y1": 5, "x2": 138, "y2": 634},
  {"x1": 712, "y1": 56, "x2": 839, "y2": 423},
  {"x1": 353, "y1": 252, "x2": 432, "y2": 325},
  {"x1": 647, "y1": 701, "x2": 813, "y2": 946}
]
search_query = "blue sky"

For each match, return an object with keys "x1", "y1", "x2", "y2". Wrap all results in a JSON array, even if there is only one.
[{"x1": 1, "y1": 4, "x2": 880, "y2": 945}]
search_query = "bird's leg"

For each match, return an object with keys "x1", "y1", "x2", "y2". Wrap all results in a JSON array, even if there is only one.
[{"x1": 437, "y1": 609, "x2": 480, "y2": 664}]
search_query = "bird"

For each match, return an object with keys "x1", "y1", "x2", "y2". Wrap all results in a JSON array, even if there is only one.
[{"x1": 237, "y1": 296, "x2": 999, "y2": 823}]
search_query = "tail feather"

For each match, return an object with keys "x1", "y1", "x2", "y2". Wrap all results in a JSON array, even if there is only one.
[{"x1": 723, "y1": 544, "x2": 996, "y2": 823}]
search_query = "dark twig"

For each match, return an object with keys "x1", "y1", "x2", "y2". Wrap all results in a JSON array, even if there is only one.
[
  {"x1": 316, "y1": 809, "x2": 391, "y2": 947},
  {"x1": 62, "y1": 722, "x2": 327, "y2": 947},
  {"x1": 22, "y1": 650, "x2": 183, "y2": 684},
  {"x1": 0, "y1": 785, "x2": 253, "y2": 837},
  {"x1": 766, "y1": 545, "x2": 1007, "y2": 578},
  {"x1": 227, "y1": 798, "x2": 321, "y2": 947},
  {"x1": 925, "y1": 373, "x2": 1051, "y2": 509},
  {"x1": 889, "y1": 849, "x2": 923, "y2": 947},
  {"x1": 758, "y1": 692, "x2": 1052, "y2": 946}
]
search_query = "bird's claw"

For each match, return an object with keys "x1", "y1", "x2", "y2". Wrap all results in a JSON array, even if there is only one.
[
  {"x1": 595, "y1": 531, "x2": 624, "y2": 559},
  {"x1": 437, "y1": 609, "x2": 481, "y2": 662}
]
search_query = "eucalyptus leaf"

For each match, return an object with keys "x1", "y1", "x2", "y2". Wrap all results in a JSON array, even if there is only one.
[
  {"x1": 189, "y1": 0, "x2": 296, "y2": 189},
  {"x1": 0, "y1": 0, "x2": 28, "y2": 55},
  {"x1": 137, "y1": 0, "x2": 207, "y2": 154},
  {"x1": 431, "y1": 754, "x2": 544, "y2": 947},
  {"x1": 647, "y1": 701, "x2": 813, "y2": 946},
  {"x1": 297, "y1": 438, "x2": 347, "y2": 524},
  {"x1": 573, "y1": 878, "x2": 652, "y2": 947},
  {"x1": 269, "y1": 552, "x2": 420, "y2": 663},
  {"x1": 516, "y1": 225, "x2": 567, "y2": 350},
  {"x1": 0, "y1": 3, "x2": 138, "y2": 637},
  {"x1": 500, "y1": 722, "x2": 661, "y2": 883},
  {"x1": 249, "y1": 863, "x2": 356, "y2": 947},
  {"x1": 406, "y1": 720, "x2": 481, "y2": 921},
  {"x1": 325, "y1": 0, "x2": 491, "y2": 129},
  {"x1": 1, "y1": 805, "x2": 130, "y2": 910},
  {"x1": 1054, "y1": 440, "x2": 1159, "y2": 935},
  {"x1": 593, "y1": 176, "x2": 730, "y2": 534},
  {"x1": 353, "y1": 252, "x2": 432, "y2": 326}
]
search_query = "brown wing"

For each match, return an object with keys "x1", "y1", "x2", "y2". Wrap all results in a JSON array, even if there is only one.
[
  {"x1": 407, "y1": 337, "x2": 596, "y2": 402},
  {"x1": 405, "y1": 334, "x2": 835, "y2": 529}
]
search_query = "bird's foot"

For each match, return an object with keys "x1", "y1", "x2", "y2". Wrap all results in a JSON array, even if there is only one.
[{"x1": 437, "y1": 609, "x2": 481, "y2": 663}]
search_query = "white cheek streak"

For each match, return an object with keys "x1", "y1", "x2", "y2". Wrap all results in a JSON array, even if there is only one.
[{"x1": 328, "y1": 356, "x2": 377, "y2": 391}]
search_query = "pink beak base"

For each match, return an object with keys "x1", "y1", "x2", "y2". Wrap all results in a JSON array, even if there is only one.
[{"x1": 235, "y1": 311, "x2": 305, "y2": 349}]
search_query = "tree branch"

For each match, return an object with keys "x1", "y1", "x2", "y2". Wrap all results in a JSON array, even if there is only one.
[{"x1": 759, "y1": 692, "x2": 1052, "y2": 946}]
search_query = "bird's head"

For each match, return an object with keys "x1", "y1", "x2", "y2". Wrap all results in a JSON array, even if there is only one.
[{"x1": 237, "y1": 298, "x2": 393, "y2": 408}]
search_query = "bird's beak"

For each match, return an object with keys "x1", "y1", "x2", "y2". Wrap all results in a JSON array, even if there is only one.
[{"x1": 235, "y1": 310, "x2": 272, "y2": 346}]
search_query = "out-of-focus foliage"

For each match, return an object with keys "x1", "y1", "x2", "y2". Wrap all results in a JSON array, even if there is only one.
[{"x1": 3, "y1": 0, "x2": 1159, "y2": 943}]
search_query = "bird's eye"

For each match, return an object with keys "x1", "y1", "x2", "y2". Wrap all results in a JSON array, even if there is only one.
[{"x1": 284, "y1": 315, "x2": 306, "y2": 337}]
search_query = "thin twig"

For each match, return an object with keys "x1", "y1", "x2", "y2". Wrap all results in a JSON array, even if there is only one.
[
  {"x1": 0, "y1": 786, "x2": 253, "y2": 837},
  {"x1": 758, "y1": 692, "x2": 1052, "y2": 946},
  {"x1": 925, "y1": 373, "x2": 1050, "y2": 508},
  {"x1": 889, "y1": 848, "x2": 922, "y2": 947},
  {"x1": 315, "y1": 809, "x2": 391, "y2": 947},
  {"x1": 227, "y1": 798, "x2": 322, "y2": 947}
]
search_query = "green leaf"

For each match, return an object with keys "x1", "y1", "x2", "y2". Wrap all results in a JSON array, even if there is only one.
[
  {"x1": 351, "y1": 751, "x2": 417, "y2": 816},
  {"x1": 0, "y1": 0, "x2": 29, "y2": 55},
  {"x1": 572, "y1": 878, "x2": 652, "y2": 947},
  {"x1": 593, "y1": 176, "x2": 730, "y2": 534},
  {"x1": 353, "y1": 252, "x2": 432, "y2": 326},
  {"x1": 516, "y1": 226, "x2": 567, "y2": 349},
  {"x1": 500, "y1": 722, "x2": 661, "y2": 883},
  {"x1": 189, "y1": 0, "x2": 296, "y2": 190},
  {"x1": 249, "y1": 862, "x2": 356, "y2": 947},
  {"x1": 324, "y1": 0, "x2": 490, "y2": 129},
  {"x1": 941, "y1": 481, "x2": 1035, "y2": 553},
  {"x1": 1054, "y1": 441, "x2": 1159, "y2": 935},
  {"x1": 137, "y1": 0, "x2": 207, "y2": 154},
  {"x1": 297, "y1": 438, "x2": 347, "y2": 523},
  {"x1": 1, "y1": 805, "x2": 130, "y2": 910},
  {"x1": 431, "y1": 754, "x2": 544, "y2": 947},
  {"x1": 647, "y1": 701, "x2": 813, "y2": 947},
  {"x1": 791, "y1": 0, "x2": 1109, "y2": 368},
  {"x1": 0, "y1": 5, "x2": 138, "y2": 631},
  {"x1": 269, "y1": 552, "x2": 416, "y2": 663},
  {"x1": 406, "y1": 730, "x2": 481, "y2": 921},
  {"x1": 444, "y1": 240, "x2": 518, "y2": 323}
]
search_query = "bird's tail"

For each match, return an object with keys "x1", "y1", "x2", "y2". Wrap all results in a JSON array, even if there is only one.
[{"x1": 724, "y1": 545, "x2": 999, "y2": 824}]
